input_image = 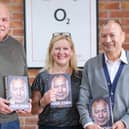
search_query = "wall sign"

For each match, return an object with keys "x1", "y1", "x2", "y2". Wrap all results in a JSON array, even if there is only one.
[{"x1": 25, "y1": 0, "x2": 97, "y2": 68}]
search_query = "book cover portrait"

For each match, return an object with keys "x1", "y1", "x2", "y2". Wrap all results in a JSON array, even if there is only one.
[
  {"x1": 48, "y1": 73, "x2": 72, "y2": 108},
  {"x1": 5, "y1": 75, "x2": 30, "y2": 110},
  {"x1": 89, "y1": 97, "x2": 113, "y2": 129}
]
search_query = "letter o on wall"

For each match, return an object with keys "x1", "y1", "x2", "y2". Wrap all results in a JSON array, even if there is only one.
[{"x1": 54, "y1": 8, "x2": 66, "y2": 21}]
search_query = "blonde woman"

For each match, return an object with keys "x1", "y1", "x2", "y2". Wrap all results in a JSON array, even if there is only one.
[{"x1": 31, "y1": 33, "x2": 83, "y2": 129}]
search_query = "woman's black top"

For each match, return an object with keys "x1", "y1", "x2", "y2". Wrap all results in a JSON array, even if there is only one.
[{"x1": 31, "y1": 70, "x2": 82, "y2": 127}]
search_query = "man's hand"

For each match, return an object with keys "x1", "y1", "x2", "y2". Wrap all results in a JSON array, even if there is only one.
[
  {"x1": 112, "y1": 120, "x2": 125, "y2": 129},
  {"x1": 0, "y1": 97, "x2": 13, "y2": 114},
  {"x1": 16, "y1": 99, "x2": 32, "y2": 115},
  {"x1": 85, "y1": 123, "x2": 103, "y2": 129}
]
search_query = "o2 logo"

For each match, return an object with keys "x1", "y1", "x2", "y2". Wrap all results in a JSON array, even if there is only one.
[{"x1": 54, "y1": 8, "x2": 70, "y2": 24}]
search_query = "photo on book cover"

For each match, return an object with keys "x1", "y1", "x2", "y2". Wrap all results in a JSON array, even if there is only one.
[
  {"x1": 48, "y1": 73, "x2": 72, "y2": 108},
  {"x1": 5, "y1": 75, "x2": 30, "y2": 110},
  {"x1": 89, "y1": 97, "x2": 113, "y2": 129}
]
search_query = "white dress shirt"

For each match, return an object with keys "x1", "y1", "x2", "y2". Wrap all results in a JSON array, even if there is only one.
[{"x1": 104, "y1": 49, "x2": 128, "y2": 83}]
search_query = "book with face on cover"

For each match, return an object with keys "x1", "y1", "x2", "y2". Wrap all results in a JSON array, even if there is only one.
[
  {"x1": 89, "y1": 97, "x2": 113, "y2": 129},
  {"x1": 5, "y1": 75, "x2": 30, "y2": 110},
  {"x1": 47, "y1": 73, "x2": 72, "y2": 108}
]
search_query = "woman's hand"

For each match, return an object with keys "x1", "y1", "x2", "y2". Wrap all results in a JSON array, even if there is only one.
[{"x1": 40, "y1": 88, "x2": 56, "y2": 107}]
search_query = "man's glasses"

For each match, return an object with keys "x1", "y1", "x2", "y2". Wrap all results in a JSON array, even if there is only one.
[{"x1": 52, "y1": 32, "x2": 71, "y2": 38}]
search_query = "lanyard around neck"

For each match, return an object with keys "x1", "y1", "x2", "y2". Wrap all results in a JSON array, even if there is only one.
[{"x1": 102, "y1": 54, "x2": 124, "y2": 105}]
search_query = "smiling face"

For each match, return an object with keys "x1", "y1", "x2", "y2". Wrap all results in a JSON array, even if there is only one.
[
  {"x1": 0, "y1": 3, "x2": 10, "y2": 41},
  {"x1": 51, "y1": 39, "x2": 73, "y2": 67},
  {"x1": 51, "y1": 75, "x2": 69, "y2": 101},
  {"x1": 92, "y1": 100, "x2": 110, "y2": 126},
  {"x1": 45, "y1": 34, "x2": 78, "y2": 71},
  {"x1": 10, "y1": 78, "x2": 27, "y2": 104},
  {"x1": 100, "y1": 21, "x2": 125, "y2": 59}
]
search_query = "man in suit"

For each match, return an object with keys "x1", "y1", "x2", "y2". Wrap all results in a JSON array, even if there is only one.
[{"x1": 77, "y1": 20, "x2": 129, "y2": 129}]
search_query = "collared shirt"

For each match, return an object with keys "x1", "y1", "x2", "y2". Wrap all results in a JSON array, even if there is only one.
[{"x1": 104, "y1": 49, "x2": 128, "y2": 83}]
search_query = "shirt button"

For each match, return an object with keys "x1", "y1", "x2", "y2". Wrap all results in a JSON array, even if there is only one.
[
  {"x1": 111, "y1": 92, "x2": 114, "y2": 95},
  {"x1": 107, "y1": 82, "x2": 111, "y2": 86}
]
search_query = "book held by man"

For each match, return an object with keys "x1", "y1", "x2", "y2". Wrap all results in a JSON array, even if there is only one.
[
  {"x1": 47, "y1": 73, "x2": 72, "y2": 108},
  {"x1": 89, "y1": 97, "x2": 113, "y2": 129},
  {"x1": 5, "y1": 75, "x2": 30, "y2": 110}
]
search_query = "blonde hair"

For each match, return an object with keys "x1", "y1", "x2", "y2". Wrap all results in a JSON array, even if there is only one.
[{"x1": 44, "y1": 34, "x2": 78, "y2": 71}]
